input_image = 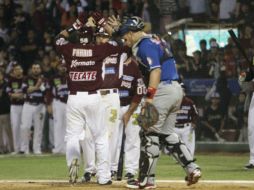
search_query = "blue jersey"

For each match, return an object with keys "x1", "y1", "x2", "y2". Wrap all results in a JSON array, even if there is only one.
[{"x1": 132, "y1": 36, "x2": 179, "y2": 84}]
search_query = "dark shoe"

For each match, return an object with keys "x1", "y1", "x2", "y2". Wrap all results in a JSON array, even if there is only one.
[
  {"x1": 82, "y1": 172, "x2": 91, "y2": 182},
  {"x1": 244, "y1": 164, "x2": 254, "y2": 169},
  {"x1": 126, "y1": 179, "x2": 140, "y2": 189},
  {"x1": 185, "y1": 168, "x2": 202, "y2": 186},
  {"x1": 99, "y1": 180, "x2": 112, "y2": 185},
  {"x1": 125, "y1": 172, "x2": 135, "y2": 180},
  {"x1": 111, "y1": 171, "x2": 117, "y2": 180}
]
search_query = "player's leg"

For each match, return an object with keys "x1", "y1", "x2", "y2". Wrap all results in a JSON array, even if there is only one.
[
  {"x1": 65, "y1": 94, "x2": 88, "y2": 184},
  {"x1": 10, "y1": 105, "x2": 22, "y2": 153},
  {"x1": 32, "y1": 104, "x2": 46, "y2": 154},
  {"x1": 52, "y1": 100, "x2": 66, "y2": 154},
  {"x1": 85, "y1": 94, "x2": 111, "y2": 185},
  {"x1": 162, "y1": 131, "x2": 201, "y2": 185},
  {"x1": 20, "y1": 103, "x2": 34, "y2": 154},
  {"x1": 103, "y1": 93, "x2": 120, "y2": 177},
  {"x1": 175, "y1": 125, "x2": 195, "y2": 157},
  {"x1": 124, "y1": 106, "x2": 141, "y2": 177},
  {"x1": 81, "y1": 127, "x2": 96, "y2": 182},
  {"x1": 246, "y1": 95, "x2": 254, "y2": 169},
  {"x1": 137, "y1": 132, "x2": 160, "y2": 189}
]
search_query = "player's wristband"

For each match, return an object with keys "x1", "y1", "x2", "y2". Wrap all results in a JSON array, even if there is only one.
[{"x1": 146, "y1": 87, "x2": 157, "y2": 99}]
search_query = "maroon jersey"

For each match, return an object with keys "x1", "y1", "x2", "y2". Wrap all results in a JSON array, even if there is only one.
[
  {"x1": 47, "y1": 74, "x2": 68, "y2": 103},
  {"x1": 175, "y1": 96, "x2": 198, "y2": 126},
  {"x1": 55, "y1": 35, "x2": 128, "y2": 92},
  {"x1": 22, "y1": 76, "x2": 46, "y2": 104},
  {"x1": 118, "y1": 58, "x2": 146, "y2": 106},
  {"x1": 101, "y1": 42, "x2": 130, "y2": 89},
  {"x1": 6, "y1": 77, "x2": 24, "y2": 105}
]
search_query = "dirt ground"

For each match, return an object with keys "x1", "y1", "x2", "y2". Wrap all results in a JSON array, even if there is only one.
[{"x1": 0, "y1": 181, "x2": 253, "y2": 190}]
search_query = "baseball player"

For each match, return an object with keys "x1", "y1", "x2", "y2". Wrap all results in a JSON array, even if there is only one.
[
  {"x1": 54, "y1": 13, "x2": 129, "y2": 185},
  {"x1": 46, "y1": 62, "x2": 68, "y2": 154},
  {"x1": 20, "y1": 63, "x2": 46, "y2": 154},
  {"x1": 239, "y1": 70, "x2": 254, "y2": 169},
  {"x1": 116, "y1": 57, "x2": 146, "y2": 188},
  {"x1": 115, "y1": 16, "x2": 202, "y2": 188},
  {"x1": 174, "y1": 84, "x2": 198, "y2": 157},
  {"x1": 6, "y1": 64, "x2": 24, "y2": 154},
  {"x1": 0, "y1": 71, "x2": 12, "y2": 154},
  {"x1": 81, "y1": 28, "x2": 129, "y2": 181}
]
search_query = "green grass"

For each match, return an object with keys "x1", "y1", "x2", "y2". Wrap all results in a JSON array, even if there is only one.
[{"x1": 0, "y1": 153, "x2": 253, "y2": 180}]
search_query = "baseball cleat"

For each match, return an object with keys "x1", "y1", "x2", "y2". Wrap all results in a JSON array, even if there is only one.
[
  {"x1": 185, "y1": 168, "x2": 202, "y2": 186},
  {"x1": 81, "y1": 172, "x2": 91, "y2": 183},
  {"x1": 126, "y1": 179, "x2": 140, "y2": 189},
  {"x1": 244, "y1": 164, "x2": 254, "y2": 169},
  {"x1": 140, "y1": 182, "x2": 157, "y2": 189},
  {"x1": 69, "y1": 158, "x2": 79, "y2": 184},
  {"x1": 98, "y1": 180, "x2": 112, "y2": 185}
]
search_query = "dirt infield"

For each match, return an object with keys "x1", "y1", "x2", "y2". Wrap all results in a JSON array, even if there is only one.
[{"x1": 0, "y1": 181, "x2": 254, "y2": 190}]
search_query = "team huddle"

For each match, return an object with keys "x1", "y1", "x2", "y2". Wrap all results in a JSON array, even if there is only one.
[{"x1": 53, "y1": 11, "x2": 202, "y2": 189}]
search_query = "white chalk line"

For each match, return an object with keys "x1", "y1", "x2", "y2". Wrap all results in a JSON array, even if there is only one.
[{"x1": 0, "y1": 180, "x2": 254, "y2": 184}]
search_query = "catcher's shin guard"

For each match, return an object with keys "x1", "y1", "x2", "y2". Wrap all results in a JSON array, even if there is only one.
[
  {"x1": 138, "y1": 133, "x2": 160, "y2": 187},
  {"x1": 163, "y1": 133, "x2": 195, "y2": 167}
]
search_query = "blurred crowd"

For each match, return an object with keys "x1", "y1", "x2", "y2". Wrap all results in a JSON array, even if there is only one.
[{"x1": 0, "y1": 0, "x2": 253, "y2": 153}]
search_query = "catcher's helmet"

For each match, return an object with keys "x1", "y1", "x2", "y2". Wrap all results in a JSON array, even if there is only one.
[{"x1": 119, "y1": 16, "x2": 145, "y2": 36}]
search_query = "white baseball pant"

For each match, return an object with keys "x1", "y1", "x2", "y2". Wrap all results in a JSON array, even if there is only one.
[
  {"x1": 117, "y1": 105, "x2": 141, "y2": 175},
  {"x1": 248, "y1": 92, "x2": 254, "y2": 165},
  {"x1": 52, "y1": 99, "x2": 66, "y2": 154},
  {"x1": 174, "y1": 123, "x2": 195, "y2": 157},
  {"x1": 65, "y1": 91, "x2": 110, "y2": 184},
  {"x1": 20, "y1": 103, "x2": 46, "y2": 154},
  {"x1": 10, "y1": 105, "x2": 23, "y2": 153},
  {"x1": 82, "y1": 90, "x2": 120, "y2": 174}
]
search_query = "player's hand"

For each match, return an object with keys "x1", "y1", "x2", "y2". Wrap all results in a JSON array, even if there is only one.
[
  {"x1": 122, "y1": 111, "x2": 132, "y2": 127},
  {"x1": 107, "y1": 15, "x2": 121, "y2": 32},
  {"x1": 36, "y1": 78, "x2": 43, "y2": 88},
  {"x1": 47, "y1": 105, "x2": 53, "y2": 115},
  {"x1": 145, "y1": 98, "x2": 153, "y2": 104},
  {"x1": 239, "y1": 71, "x2": 246, "y2": 82}
]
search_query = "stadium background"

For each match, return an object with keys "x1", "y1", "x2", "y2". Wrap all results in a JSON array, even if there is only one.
[{"x1": 0, "y1": 0, "x2": 253, "y2": 189}]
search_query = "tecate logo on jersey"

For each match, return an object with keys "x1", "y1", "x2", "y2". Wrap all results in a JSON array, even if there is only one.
[
  {"x1": 69, "y1": 71, "x2": 97, "y2": 81},
  {"x1": 70, "y1": 60, "x2": 95, "y2": 68}
]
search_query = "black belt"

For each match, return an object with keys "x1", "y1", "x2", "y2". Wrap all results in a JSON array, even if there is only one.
[
  {"x1": 175, "y1": 123, "x2": 191, "y2": 128},
  {"x1": 100, "y1": 89, "x2": 118, "y2": 95},
  {"x1": 175, "y1": 124, "x2": 185, "y2": 128},
  {"x1": 27, "y1": 102, "x2": 40, "y2": 106}
]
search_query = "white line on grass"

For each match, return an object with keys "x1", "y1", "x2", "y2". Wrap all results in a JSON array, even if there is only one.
[{"x1": 0, "y1": 180, "x2": 254, "y2": 184}]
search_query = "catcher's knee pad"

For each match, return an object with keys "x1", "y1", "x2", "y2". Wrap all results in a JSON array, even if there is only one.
[
  {"x1": 164, "y1": 133, "x2": 194, "y2": 167},
  {"x1": 139, "y1": 134, "x2": 160, "y2": 186}
]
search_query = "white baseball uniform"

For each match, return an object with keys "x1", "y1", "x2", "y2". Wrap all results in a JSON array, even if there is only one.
[
  {"x1": 6, "y1": 77, "x2": 24, "y2": 153},
  {"x1": 47, "y1": 74, "x2": 69, "y2": 154},
  {"x1": 174, "y1": 96, "x2": 198, "y2": 156},
  {"x1": 55, "y1": 33, "x2": 128, "y2": 184},
  {"x1": 20, "y1": 76, "x2": 46, "y2": 154},
  {"x1": 247, "y1": 85, "x2": 254, "y2": 165}
]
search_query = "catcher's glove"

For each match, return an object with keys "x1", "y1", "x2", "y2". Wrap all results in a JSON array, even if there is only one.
[{"x1": 137, "y1": 102, "x2": 159, "y2": 130}]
